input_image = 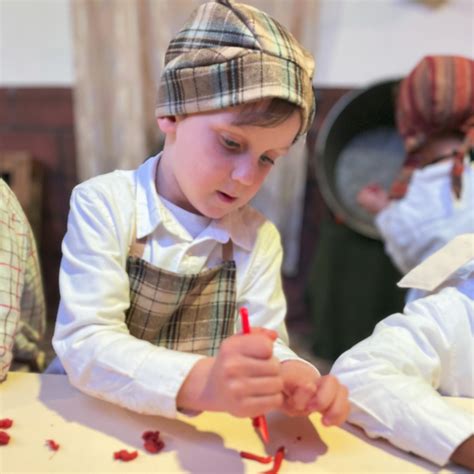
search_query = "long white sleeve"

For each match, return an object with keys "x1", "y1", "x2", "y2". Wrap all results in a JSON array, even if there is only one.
[{"x1": 331, "y1": 288, "x2": 474, "y2": 466}]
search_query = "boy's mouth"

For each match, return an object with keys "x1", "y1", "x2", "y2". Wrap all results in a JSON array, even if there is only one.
[{"x1": 217, "y1": 191, "x2": 237, "y2": 203}]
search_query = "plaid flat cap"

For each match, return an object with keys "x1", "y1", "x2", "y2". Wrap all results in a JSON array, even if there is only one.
[{"x1": 156, "y1": 0, "x2": 315, "y2": 135}]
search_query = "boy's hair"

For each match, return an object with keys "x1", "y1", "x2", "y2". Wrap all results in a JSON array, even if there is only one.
[
  {"x1": 232, "y1": 98, "x2": 300, "y2": 129},
  {"x1": 155, "y1": 0, "x2": 315, "y2": 137}
]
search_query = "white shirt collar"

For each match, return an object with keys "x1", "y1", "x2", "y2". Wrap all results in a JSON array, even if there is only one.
[
  {"x1": 134, "y1": 153, "x2": 254, "y2": 251},
  {"x1": 398, "y1": 234, "x2": 474, "y2": 291}
]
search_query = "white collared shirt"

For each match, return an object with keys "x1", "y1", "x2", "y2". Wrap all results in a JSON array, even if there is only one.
[
  {"x1": 375, "y1": 160, "x2": 474, "y2": 276},
  {"x1": 53, "y1": 154, "x2": 307, "y2": 418},
  {"x1": 332, "y1": 238, "x2": 474, "y2": 467}
]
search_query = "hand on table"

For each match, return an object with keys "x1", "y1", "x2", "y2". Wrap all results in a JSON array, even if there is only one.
[
  {"x1": 178, "y1": 331, "x2": 349, "y2": 425},
  {"x1": 357, "y1": 183, "x2": 390, "y2": 215},
  {"x1": 279, "y1": 360, "x2": 350, "y2": 426},
  {"x1": 177, "y1": 328, "x2": 283, "y2": 417}
]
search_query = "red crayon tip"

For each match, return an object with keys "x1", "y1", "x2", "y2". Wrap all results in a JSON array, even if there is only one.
[
  {"x1": 239, "y1": 307, "x2": 251, "y2": 334},
  {"x1": 259, "y1": 416, "x2": 270, "y2": 443}
]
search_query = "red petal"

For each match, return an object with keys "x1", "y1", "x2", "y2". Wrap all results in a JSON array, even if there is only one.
[
  {"x1": 0, "y1": 419, "x2": 13, "y2": 429},
  {"x1": 144, "y1": 439, "x2": 165, "y2": 453},
  {"x1": 142, "y1": 430, "x2": 159, "y2": 441},
  {"x1": 0, "y1": 431, "x2": 10, "y2": 445},
  {"x1": 46, "y1": 439, "x2": 60, "y2": 451},
  {"x1": 114, "y1": 449, "x2": 138, "y2": 461}
]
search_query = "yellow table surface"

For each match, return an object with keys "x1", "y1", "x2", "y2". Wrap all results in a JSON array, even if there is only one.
[{"x1": 0, "y1": 372, "x2": 472, "y2": 473}]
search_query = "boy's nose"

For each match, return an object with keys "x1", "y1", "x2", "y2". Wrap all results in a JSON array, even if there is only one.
[{"x1": 231, "y1": 156, "x2": 257, "y2": 186}]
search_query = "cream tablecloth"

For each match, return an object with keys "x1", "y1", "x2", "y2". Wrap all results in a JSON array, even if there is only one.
[{"x1": 0, "y1": 372, "x2": 472, "y2": 473}]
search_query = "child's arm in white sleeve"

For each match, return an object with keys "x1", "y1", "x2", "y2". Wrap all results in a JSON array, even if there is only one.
[
  {"x1": 53, "y1": 184, "x2": 204, "y2": 418},
  {"x1": 331, "y1": 289, "x2": 474, "y2": 467}
]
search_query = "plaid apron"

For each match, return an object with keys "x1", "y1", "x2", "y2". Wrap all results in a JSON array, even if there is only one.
[{"x1": 125, "y1": 236, "x2": 236, "y2": 356}]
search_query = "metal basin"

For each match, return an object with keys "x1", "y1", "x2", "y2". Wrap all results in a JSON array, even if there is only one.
[{"x1": 314, "y1": 79, "x2": 405, "y2": 239}]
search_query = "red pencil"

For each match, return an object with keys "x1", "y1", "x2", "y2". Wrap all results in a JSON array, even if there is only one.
[{"x1": 239, "y1": 307, "x2": 270, "y2": 444}]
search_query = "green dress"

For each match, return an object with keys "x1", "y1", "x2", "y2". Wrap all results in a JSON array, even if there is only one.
[{"x1": 305, "y1": 217, "x2": 406, "y2": 361}]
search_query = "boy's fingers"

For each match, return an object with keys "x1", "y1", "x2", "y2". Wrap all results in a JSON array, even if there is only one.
[
  {"x1": 223, "y1": 333, "x2": 275, "y2": 359},
  {"x1": 247, "y1": 357, "x2": 281, "y2": 377},
  {"x1": 321, "y1": 386, "x2": 350, "y2": 426},
  {"x1": 308, "y1": 375, "x2": 339, "y2": 412},
  {"x1": 238, "y1": 393, "x2": 284, "y2": 418},
  {"x1": 235, "y1": 375, "x2": 284, "y2": 397},
  {"x1": 248, "y1": 327, "x2": 278, "y2": 341},
  {"x1": 219, "y1": 351, "x2": 281, "y2": 378},
  {"x1": 289, "y1": 383, "x2": 316, "y2": 411}
]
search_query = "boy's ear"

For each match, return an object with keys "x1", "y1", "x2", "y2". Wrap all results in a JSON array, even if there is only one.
[{"x1": 157, "y1": 116, "x2": 178, "y2": 134}]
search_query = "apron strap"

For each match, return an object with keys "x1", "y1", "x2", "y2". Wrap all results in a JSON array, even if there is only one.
[{"x1": 129, "y1": 235, "x2": 147, "y2": 259}]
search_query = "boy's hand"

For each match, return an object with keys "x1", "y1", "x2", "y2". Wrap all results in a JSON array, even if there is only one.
[
  {"x1": 279, "y1": 360, "x2": 350, "y2": 426},
  {"x1": 357, "y1": 183, "x2": 390, "y2": 215},
  {"x1": 177, "y1": 329, "x2": 284, "y2": 417}
]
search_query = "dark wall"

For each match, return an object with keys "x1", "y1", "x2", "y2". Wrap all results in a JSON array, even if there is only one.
[
  {"x1": 0, "y1": 88, "x2": 77, "y2": 320},
  {"x1": 284, "y1": 88, "x2": 350, "y2": 334}
]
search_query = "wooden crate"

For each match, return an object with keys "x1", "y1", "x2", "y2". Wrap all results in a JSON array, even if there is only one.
[{"x1": 0, "y1": 151, "x2": 44, "y2": 242}]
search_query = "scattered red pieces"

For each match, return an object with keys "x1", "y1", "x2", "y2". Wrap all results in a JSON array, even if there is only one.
[
  {"x1": 0, "y1": 419, "x2": 13, "y2": 429},
  {"x1": 46, "y1": 439, "x2": 60, "y2": 451},
  {"x1": 114, "y1": 449, "x2": 138, "y2": 462},
  {"x1": 240, "y1": 446, "x2": 286, "y2": 473},
  {"x1": 262, "y1": 446, "x2": 286, "y2": 474},
  {"x1": 142, "y1": 430, "x2": 165, "y2": 454},
  {"x1": 0, "y1": 431, "x2": 10, "y2": 445},
  {"x1": 240, "y1": 451, "x2": 273, "y2": 464},
  {"x1": 252, "y1": 417, "x2": 260, "y2": 428}
]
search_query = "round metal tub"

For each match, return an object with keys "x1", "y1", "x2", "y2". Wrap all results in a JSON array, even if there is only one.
[{"x1": 314, "y1": 79, "x2": 406, "y2": 239}]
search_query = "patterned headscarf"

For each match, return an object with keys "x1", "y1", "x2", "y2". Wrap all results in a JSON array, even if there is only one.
[
  {"x1": 390, "y1": 55, "x2": 474, "y2": 199},
  {"x1": 155, "y1": 0, "x2": 315, "y2": 137}
]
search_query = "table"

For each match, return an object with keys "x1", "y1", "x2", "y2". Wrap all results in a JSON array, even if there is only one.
[{"x1": 0, "y1": 372, "x2": 471, "y2": 473}]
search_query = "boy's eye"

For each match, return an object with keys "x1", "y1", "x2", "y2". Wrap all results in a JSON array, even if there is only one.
[
  {"x1": 220, "y1": 134, "x2": 275, "y2": 166},
  {"x1": 260, "y1": 155, "x2": 275, "y2": 166},
  {"x1": 221, "y1": 136, "x2": 241, "y2": 150}
]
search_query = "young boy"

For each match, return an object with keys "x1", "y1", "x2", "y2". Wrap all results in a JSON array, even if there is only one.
[
  {"x1": 357, "y1": 55, "x2": 474, "y2": 300},
  {"x1": 52, "y1": 0, "x2": 349, "y2": 424},
  {"x1": 0, "y1": 179, "x2": 46, "y2": 381},
  {"x1": 331, "y1": 234, "x2": 474, "y2": 469}
]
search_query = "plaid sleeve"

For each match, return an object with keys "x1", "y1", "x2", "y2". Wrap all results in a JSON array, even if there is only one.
[{"x1": 0, "y1": 180, "x2": 46, "y2": 380}]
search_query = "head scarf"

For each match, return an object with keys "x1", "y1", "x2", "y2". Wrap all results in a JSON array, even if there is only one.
[
  {"x1": 390, "y1": 55, "x2": 474, "y2": 199},
  {"x1": 155, "y1": 0, "x2": 315, "y2": 137}
]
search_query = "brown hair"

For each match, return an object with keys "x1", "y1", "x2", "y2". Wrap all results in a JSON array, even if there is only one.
[{"x1": 231, "y1": 98, "x2": 301, "y2": 129}]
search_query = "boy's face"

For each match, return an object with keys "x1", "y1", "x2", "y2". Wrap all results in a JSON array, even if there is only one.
[{"x1": 156, "y1": 105, "x2": 301, "y2": 219}]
